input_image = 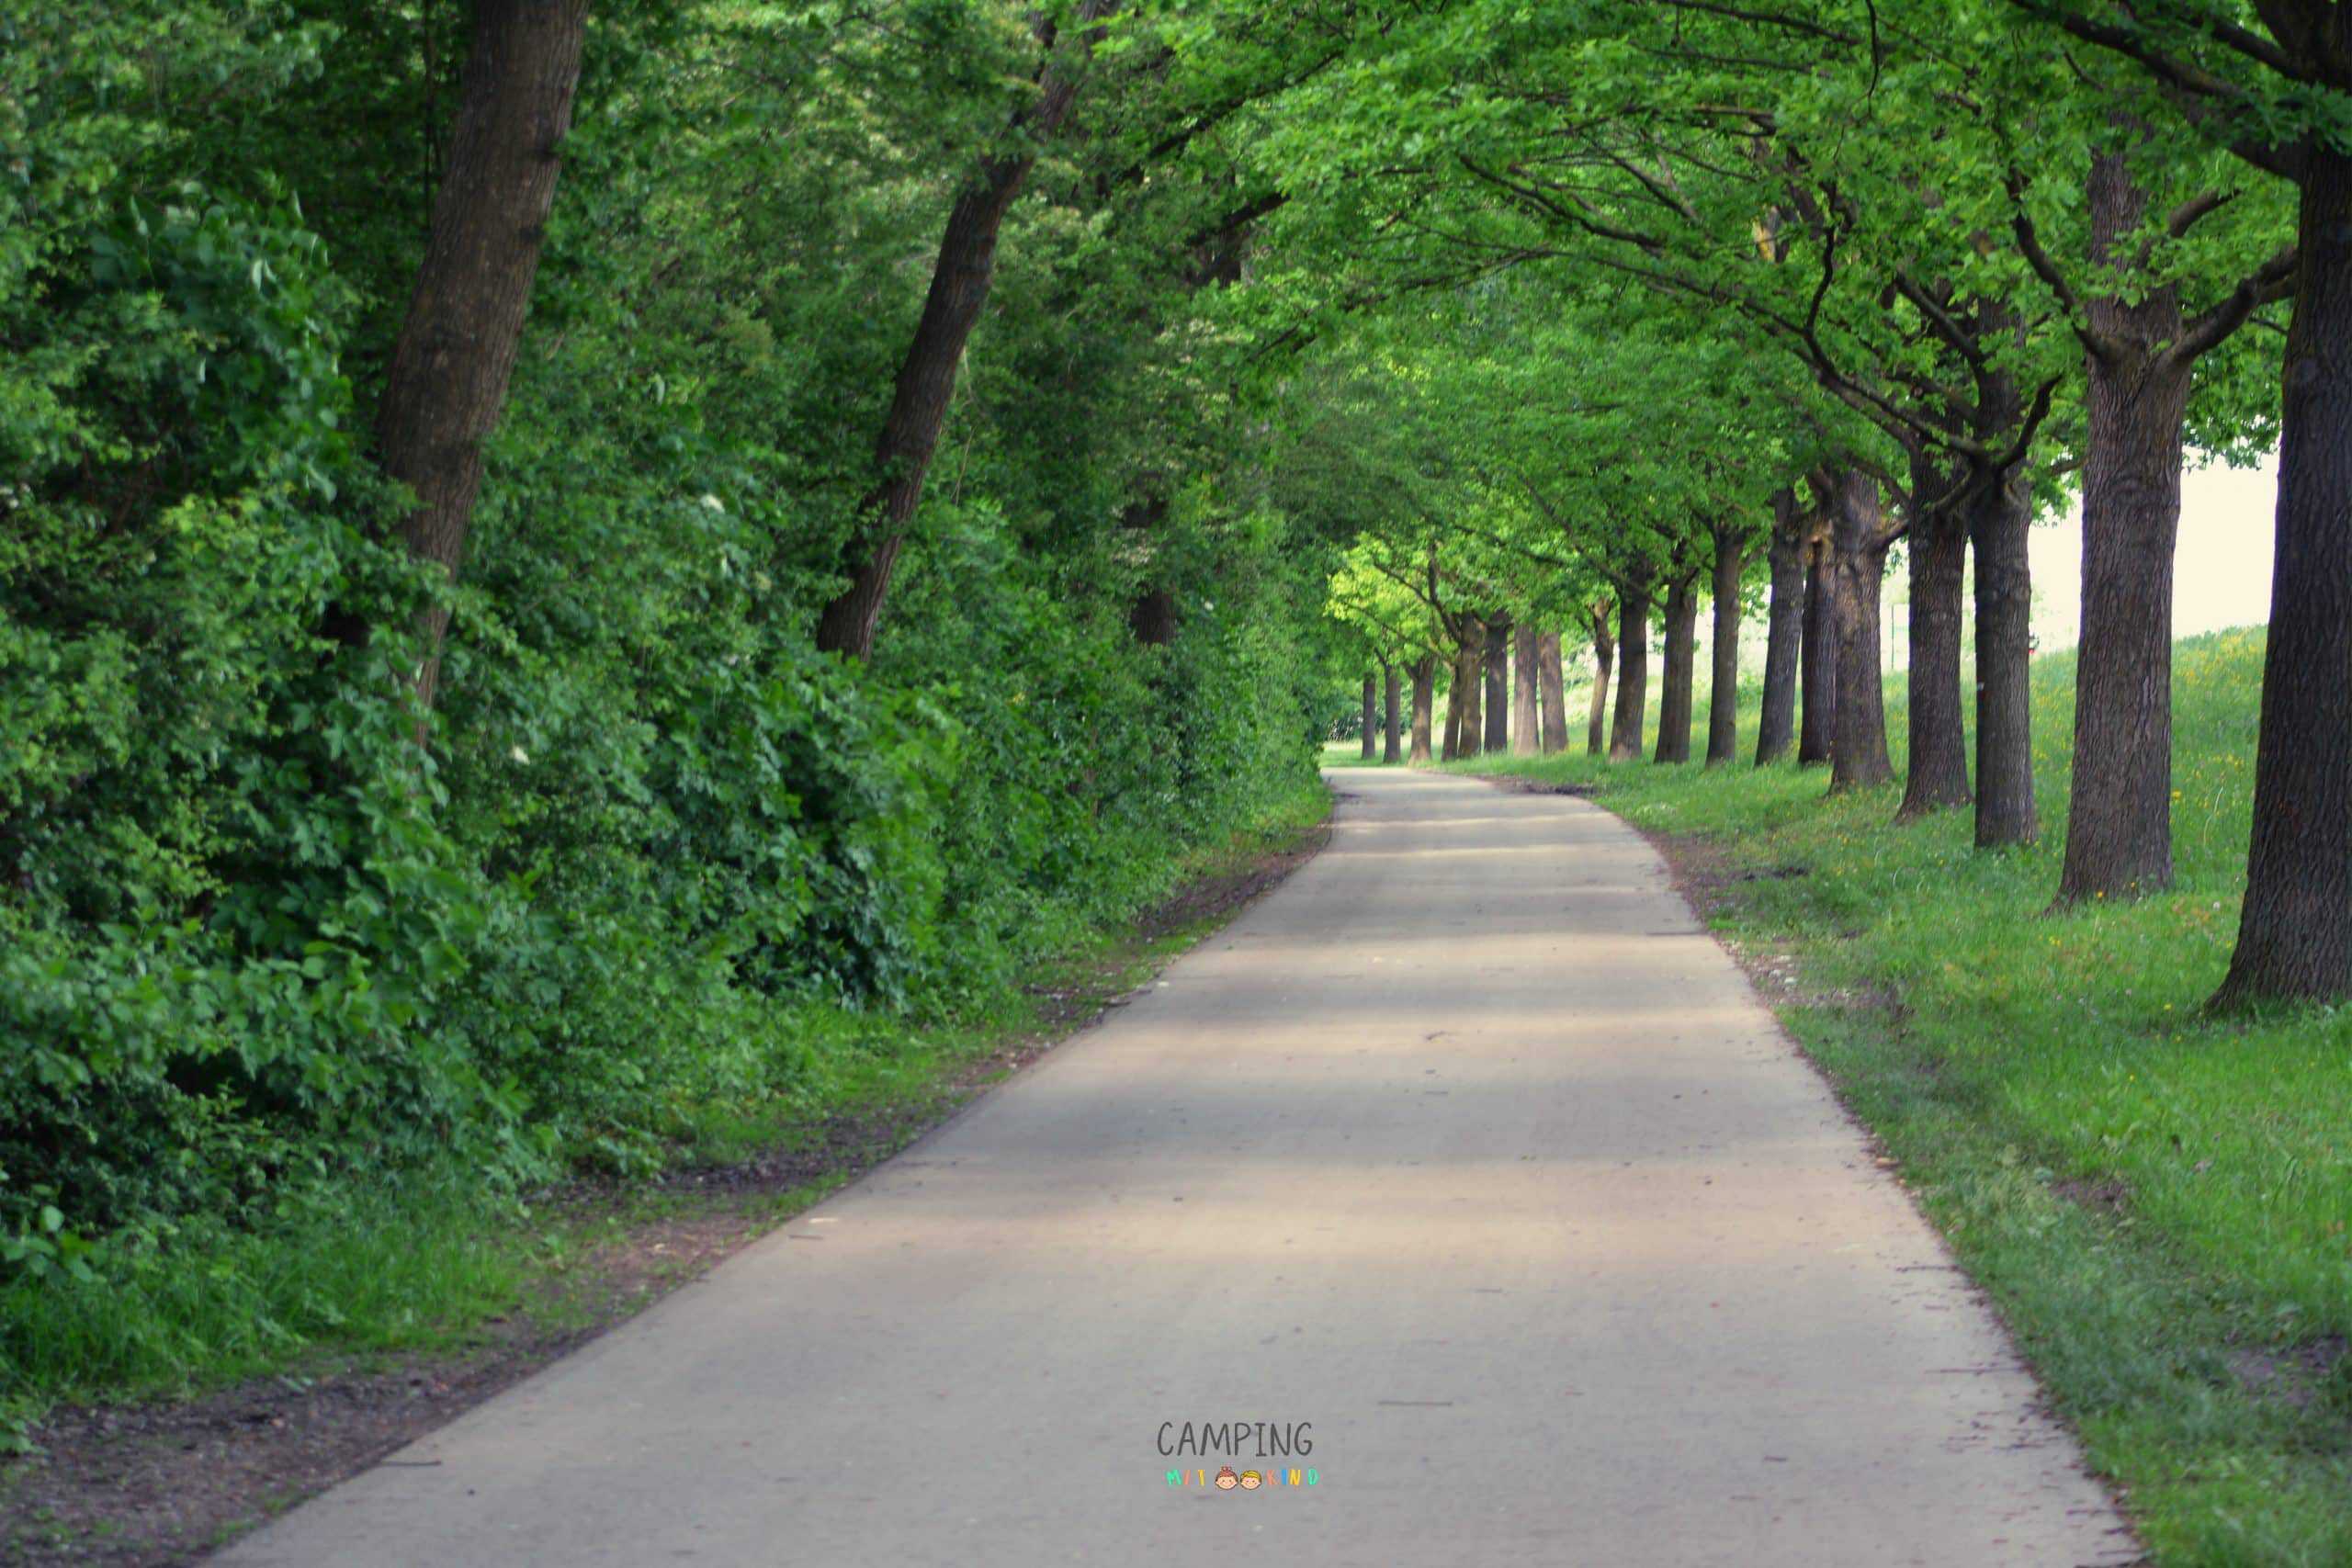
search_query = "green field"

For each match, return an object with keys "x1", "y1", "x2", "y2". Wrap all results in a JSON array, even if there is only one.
[{"x1": 1425, "y1": 627, "x2": 2351, "y2": 1563}]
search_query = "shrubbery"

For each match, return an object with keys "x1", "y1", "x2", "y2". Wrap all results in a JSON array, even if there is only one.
[{"x1": 0, "y1": 4, "x2": 1334, "y2": 1286}]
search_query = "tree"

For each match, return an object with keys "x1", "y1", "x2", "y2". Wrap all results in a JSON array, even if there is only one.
[
  {"x1": 1706, "y1": 512, "x2": 1757, "y2": 766},
  {"x1": 2001, "y1": 1, "x2": 2351, "y2": 1002},
  {"x1": 815, "y1": 1, "x2": 1121, "y2": 659},
  {"x1": 1756, "y1": 488, "x2": 1809, "y2": 764},
  {"x1": 1537, "y1": 630, "x2": 1569, "y2": 754},
  {"x1": 376, "y1": 0, "x2": 593, "y2": 713},
  {"x1": 1585, "y1": 600, "x2": 1616, "y2": 756},
  {"x1": 1654, "y1": 545, "x2": 1702, "y2": 765}
]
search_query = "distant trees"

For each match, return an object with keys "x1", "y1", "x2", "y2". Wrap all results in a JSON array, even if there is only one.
[{"x1": 1263, "y1": 0, "x2": 2352, "y2": 1010}]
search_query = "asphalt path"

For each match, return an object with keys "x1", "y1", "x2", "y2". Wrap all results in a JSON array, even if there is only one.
[{"x1": 220, "y1": 767, "x2": 2134, "y2": 1566}]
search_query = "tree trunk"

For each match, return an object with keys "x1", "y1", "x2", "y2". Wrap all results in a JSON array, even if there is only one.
[
  {"x1": 1538, "y1": 631, "x2": 1568, "y2": 754},
  {"x1": 1455, "y1": 626, "x2": 1484, "y2": 761},
  {"x1": 1511, "y1": 626, "x2": 1540, "y2": 755},
  {"x1": 1409, "y1": 655, "x2": 1436, "y2": 764},
  {"x1": 1129, "y1": 588, "x2": 1177, "y2": 645},
  {"x1": 1707, "y1": 522, "x2": 1745, "y2": 765},
  {"x1": 1124, "y1": 497, "x2": 1177, "y2": 645},
  {"x1": 2060, "y1": 152, "x2": 2194, "y2": 901},
  {"x1": 1360, "y1": 673, "x2": 1377, "y2": 760},
  {"x1": 1441, "y1": 673, "x2": 1460, "y2": 761},
  {"x1": 1827, "y1": 471, "x2": 1894, "y2": 792},
  {"x1": 1799, "y1": 522, "x2": 1838, "y2": 766},
  {"x1": 1970, "y1": 465, "x2": 2039, "y2": 846},
  {"x1": 375, "y1": 0, "x2": 592, "y2": 714},
  {"x1": 1586, "y1": 602, "x2": 1615, "y2": 756},
  {"x1": 814, "y1": 2, "x2": 1117, "y2": 659},
  {"x1": 1383, "y1": 662, "x2": 1403, "y2": 764},
  {"x1": 1608, "y1": 581, "x2": 1651, "y2": 761},
  {"x1": 1655, "y1": 568, "x2": 1700, "y2": 764},
  {"x1": 1899, "y1": 480, "x2": 1973, "y2": 818},
  {"x1": 2216, "y1": 145, "x2": 2352, "y2": 1008},
  {"x1": 1757, "y1": 489, "x2": 1805, "y2": 764},
  {"x1": 1483, "y1": 614, "x2": 1511, "y2": 754}
]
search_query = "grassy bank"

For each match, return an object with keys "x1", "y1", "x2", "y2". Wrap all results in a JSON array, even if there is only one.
[
  {"x1": 1436, "y1": 626, "x2": 2350, "y2": 1564},
  {"x1": 0, "y1": 778, "x2": 1332, "y2": 1446}
]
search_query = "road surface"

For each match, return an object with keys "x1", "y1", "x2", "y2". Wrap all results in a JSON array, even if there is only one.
[{"x1": 220, "y1": 768, "x2": 2134, "y2": 1566}]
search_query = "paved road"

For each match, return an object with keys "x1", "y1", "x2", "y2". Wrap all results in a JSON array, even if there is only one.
[{"x1": 220, "y1": 769, "x2": 2135, "y2": 1567}]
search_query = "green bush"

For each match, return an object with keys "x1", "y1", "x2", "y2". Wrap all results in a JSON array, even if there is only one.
[{"x1": 0, "y1": 5, "x2": 1332, "y2": 1286}]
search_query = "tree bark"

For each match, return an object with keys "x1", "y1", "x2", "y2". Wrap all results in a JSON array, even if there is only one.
[
  {"x1": 1383, "y1": 662, "x2": 1403, "y2": 764},
  {"x1": 2060, "y1": 152, "x2": 2194, "y2": 901},
  {"x1": 1483, "y1": 614, "x2": 1511, "y2": 754},
  {"x1": 1538, "y1": 631, "x2": 1569, "y2": 754},
  {"x1": 814, "y1": 2, "x2": 1117, "y2": 659},
  {"x1": 1757, "y1": 489, "x2": 1805, "y2": 764},
  {"x1": 2216, "y1": 143, "x2": 2352, "y2": 1008},
  {"x1": 1360, "y1": 673, "x2": 1378, "y2": 760},
  {"x1": 1409, "y1": 654, "x2": 1436, "y2": 764},
  {"x1": 1123, "y1": 497, "x2": 1177, "y2": 645},
  {"x1": 1827, "y1": 470, "x2": 1894, "y2": 792},
  {"x1": 1586, "y1": 601, "x2": 1615, "y2": 756},
  {"x1": 1454, "y1": 626, "x2": 1484, "y2": 761},
  {"x1": 1899, "y1": 472, "x2": 1973, "y2": 818},
  {"x1": 1799, "y1": 518, "x2": 1838, "y2": 766},
  {"x1": 375, "y1": 0, "x2": 592, "y2": 713},
  {"x1": 1608, "y1": 580, "x2": 1651, "y2": 761},
  {"x1": 1128, "y1": 590, "x2": 1178, "y2": 645},
  {"x1": 1512, "y1": 626, "x2": 1541, "y2": 755},
  {"x1": 1970, "y1": 464, "x2": 2039, "y2": 846},
  {"x1": 1654, "y1": 566, "x2": 1700, "y2": 764},
  {"x1": 1706, "y1": 521, "x2": 1745, "y2": 765},
  {"x1": 1441, "y1": 672, "x2": 1460, "y2": 761}
]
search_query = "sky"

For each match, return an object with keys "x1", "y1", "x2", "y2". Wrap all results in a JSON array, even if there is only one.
[
  {"x1": 1862, "y1": 452, "x2": 2278, "y2": 671},
  {"x1": 2028, "y1": 453, "x2": 2276, "y2": 651}
]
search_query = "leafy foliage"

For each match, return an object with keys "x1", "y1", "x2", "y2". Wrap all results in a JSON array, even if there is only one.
[{"x1": 0, "y1": 1, "x2": 1332, "y2": 1288}]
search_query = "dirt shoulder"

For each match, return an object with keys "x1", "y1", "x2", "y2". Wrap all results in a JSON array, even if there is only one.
[{"x1": 1, "y1": 811, "x2": 1331, "y2": 1568}]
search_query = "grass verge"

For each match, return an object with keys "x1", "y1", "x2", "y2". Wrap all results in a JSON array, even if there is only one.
[
  {"x1": 0, "y1": 777, "x2": 1332, "y2": 1565},
  {"x1": 1438, "y1": 626, "x2": 2350, "y2": 1566}
]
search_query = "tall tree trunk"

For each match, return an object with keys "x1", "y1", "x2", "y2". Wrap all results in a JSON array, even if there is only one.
[
  {"x1": 814, "y1": 2, "x2": 1117, "y2": 659},
  {"x1": 1511, "y1": 626, "x2": 1540, "y2": 755},
  {"x1": 2216, "y1": 145, "x2": 2352, "y2": 1008},
  {"x1": 1360, "y1": 673, "x2": 1377, "y2": 760},
  {"x1": 1455, "y1": 626, "x2": 1485, "y2": 761},
  {"x1": 1123, "y1": 496, "x2": 1177, "y2": 645},
  {"x1": 1899, "y1": 479, "x2": 1973, "y2": 818},
  {"x1": 1538, "y1": 631, "x2": 1569, "y2": 754},
  {"x1": 1483, "y1": 614, "x2": 1511, "y2": 754},
  {"x1": 1706, "y1": 521, "x2": 1745, "y2": 765},
  {"x1": 376, "y1": 0, "x2": 592, "y2": 714},
  {"x1": 1128, "y1": 589, "x2": 1177, "y2": 645},
  {"x1": 2060, "y1": 152, "x2": 2194, "y2": 901},
  {"x1": 1799, "y1": 522, "x2": 1838, "y2": 766},
  {"x1": 1655, "y1": 567, "x2": 1700, "y2": 764},
  {"x1": 1609, "y1": 580, "x2": 1652, "y2": 761},
  {"x1": 1586, "y1": 602, "x2": 1615, "y2": 756},
  {"x1": 1757, "y1": 489, "x2": 1805, "y2": 764},
  {"x1": 1383, "y1": 662, "x2": 1403, "y2": 764},
  {"x1": 1409, "y1": 655, "x2": 1436, "y2": 764},
  {"x1": 1827, "y1": 471, "x2": 1894, "y2": 792},
  {"x1": 1971, "y1": 464, "x2": 2039, "y2": 846}
]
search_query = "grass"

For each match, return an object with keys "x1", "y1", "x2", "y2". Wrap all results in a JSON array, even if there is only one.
[
  {"x1": 1431, "y1": 626, "x2": 2352, "y2": 1565},
  {"x1": 0, "y1": 776, "x2": 1332, "y2": 1438}
]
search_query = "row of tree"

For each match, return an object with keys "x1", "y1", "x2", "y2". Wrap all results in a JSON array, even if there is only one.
[{"x1": 1292, "y1": 0, "x2": 2350, "y2": 1011}]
